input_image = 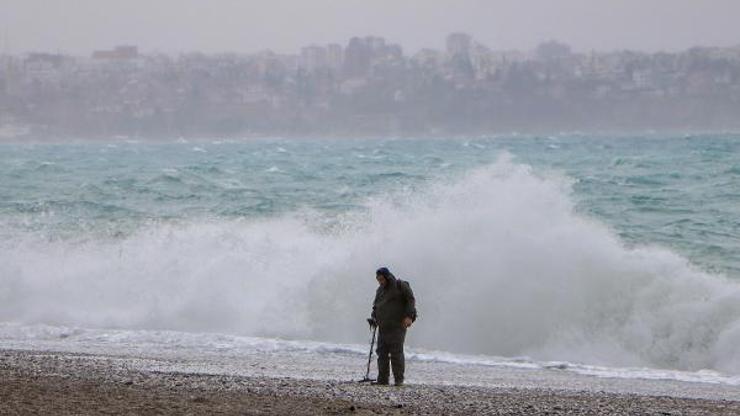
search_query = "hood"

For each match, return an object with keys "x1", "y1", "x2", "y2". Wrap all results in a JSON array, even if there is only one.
[{"x1": 377, "y1": 267, "x2": 397, "y2": 288}]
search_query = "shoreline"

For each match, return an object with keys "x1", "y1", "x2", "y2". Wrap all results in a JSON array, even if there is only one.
[
  {"x1": 2, "y1": 130, "x2": 740, "y2": 144},
  {"x1": 2, "y1": 349, "x2": 739, "y2": 415}
]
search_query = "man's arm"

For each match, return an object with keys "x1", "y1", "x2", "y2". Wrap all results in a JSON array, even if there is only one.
[{"x1": 369, "y1": 305, "x2": 377, "y2": 327}]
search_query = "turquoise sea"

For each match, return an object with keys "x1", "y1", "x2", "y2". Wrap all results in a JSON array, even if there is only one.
[{"x1": 2, "y1": 134, "x2": 740, "y2": 378}]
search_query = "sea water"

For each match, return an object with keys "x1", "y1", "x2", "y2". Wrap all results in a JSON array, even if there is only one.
[{"x1": 2, "y1": 134, "x2": 740, "y2": 385}]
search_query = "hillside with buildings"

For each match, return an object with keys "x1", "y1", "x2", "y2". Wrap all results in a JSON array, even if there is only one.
[{"x1": 1, "y1": 33, "x2": 740, "y2": 139}]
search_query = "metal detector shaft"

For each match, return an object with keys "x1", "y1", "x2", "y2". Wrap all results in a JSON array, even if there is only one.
[{"x1": 363, "y1": 325, "x2": 377, "y2": 381}]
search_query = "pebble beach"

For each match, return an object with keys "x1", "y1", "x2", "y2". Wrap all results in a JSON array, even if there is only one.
[{"x1": 2, "y1": 349, "x2": 740, "y2": 415}]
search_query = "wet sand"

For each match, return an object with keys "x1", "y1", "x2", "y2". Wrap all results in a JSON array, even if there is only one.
[{"x1": 2, "y1": 349, "x2": 740, "y2": 415}]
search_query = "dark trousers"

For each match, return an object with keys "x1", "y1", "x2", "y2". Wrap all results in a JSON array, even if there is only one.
[{"x1": 376, "y1": 327, "x2": 406, "y2": 383}]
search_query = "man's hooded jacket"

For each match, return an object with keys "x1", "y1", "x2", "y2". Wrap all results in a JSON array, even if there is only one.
[{"x1": 372, "y1": 271, "x2": 417, "y2": 331}]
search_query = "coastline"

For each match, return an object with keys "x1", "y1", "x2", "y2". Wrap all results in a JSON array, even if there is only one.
[
  {"x1": 2, "y1": 349, "x2": 739, "y2": 415},
  {"x1": 2, "y1": 130, "x2": 740, "y2": 144}
]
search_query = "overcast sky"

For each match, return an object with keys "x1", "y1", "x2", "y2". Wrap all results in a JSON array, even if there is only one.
[{"x1": 2, "y1": 0, "x2": 740, "y2": 55}]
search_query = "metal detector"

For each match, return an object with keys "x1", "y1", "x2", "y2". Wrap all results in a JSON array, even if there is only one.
[{"x1": 358, "y1": 325, "x2": 377, "y2": 382}]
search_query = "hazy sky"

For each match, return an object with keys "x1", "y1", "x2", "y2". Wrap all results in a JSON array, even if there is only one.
[{"x1": 2, "y1": 0, "x2": 740, "y2": 55}]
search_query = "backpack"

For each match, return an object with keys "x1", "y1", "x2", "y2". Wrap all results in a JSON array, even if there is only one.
[{"x1": 397, "y1": 279, "x2": 417, "y2": 321}]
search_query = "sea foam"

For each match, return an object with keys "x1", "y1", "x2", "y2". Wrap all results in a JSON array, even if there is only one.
[{"x1": 3, "y1": 156, "x2": 740, "y2": 375}]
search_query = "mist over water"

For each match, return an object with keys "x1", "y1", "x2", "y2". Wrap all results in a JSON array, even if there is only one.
[{"x1": 2, "y1": 136, "x2": 740, "y2": 375}]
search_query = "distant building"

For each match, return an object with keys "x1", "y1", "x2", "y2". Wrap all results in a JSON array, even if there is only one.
[
  {"x1": 632, "y1": 69, "x2": 655, "y2": 89},
  {"x1": 92, "y1": 45, "x2": 139, "y2": 60},
  {"x1": 24, "y1": 53, "x2": 66, "y2": 68},
  {"x1": 535, "y1": 41, "x2": 572, "y2": 62},
  {"x1": 365, "y1": 36, "x2": 386, "y2": 54},
  {"x1": 384, "y1": 44, "x2": 403, "y2": 60},
  {"x1": 446, "y1": 33, "x2": 472, "y2": 58},
  {"x1": 446, "y1": 33, "x2": 474, "y2": 80},
  {"x1": 412, "y1": 49, "x2": 444, "y2": 69},
  {"x1": 470, "y1": 43, "x2": 495, "y2": 80},
  {"x1": 343, "y1": 37, "x2": 372, "y2": 78},
  {"x1": 23, "y1": 53, "x2": 70, "y2": 83},
  {"x1": 300, "y1": 45, "x2": 328, "y2": 72},
  {"x1": 326, "y1": 43, "x2": 343, "y2": 71}
]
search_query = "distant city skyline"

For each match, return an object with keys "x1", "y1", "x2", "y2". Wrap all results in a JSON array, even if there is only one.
[
  {"x1": 2, "y1": 0, "x2": 740, "y2": 55},
  {"x1": 4, "y1": 30, "x2": 739, "y2": 139}
]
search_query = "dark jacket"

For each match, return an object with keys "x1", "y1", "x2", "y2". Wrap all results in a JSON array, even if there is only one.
[{"x1": 371, "y1": 272, "x2": 417, "y2": 330}]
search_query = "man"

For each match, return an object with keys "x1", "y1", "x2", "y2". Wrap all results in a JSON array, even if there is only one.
[{"x1": 368, "y1": 267, "x2": 417, "y2": 386}]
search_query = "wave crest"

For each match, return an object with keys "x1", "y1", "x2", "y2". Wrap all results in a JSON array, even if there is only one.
[{"x1": 3, "y1": 156, "x2": 740, "y2": 374}]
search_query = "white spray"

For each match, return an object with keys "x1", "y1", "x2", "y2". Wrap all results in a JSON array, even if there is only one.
[{"x1": 2, "y1": 156, "x2": 740, "y2": 373}]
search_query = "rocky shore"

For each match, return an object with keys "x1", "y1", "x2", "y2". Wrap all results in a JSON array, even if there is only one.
[{"x1": 1, "y1": 349, "x2": 739, "y2": 415}]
